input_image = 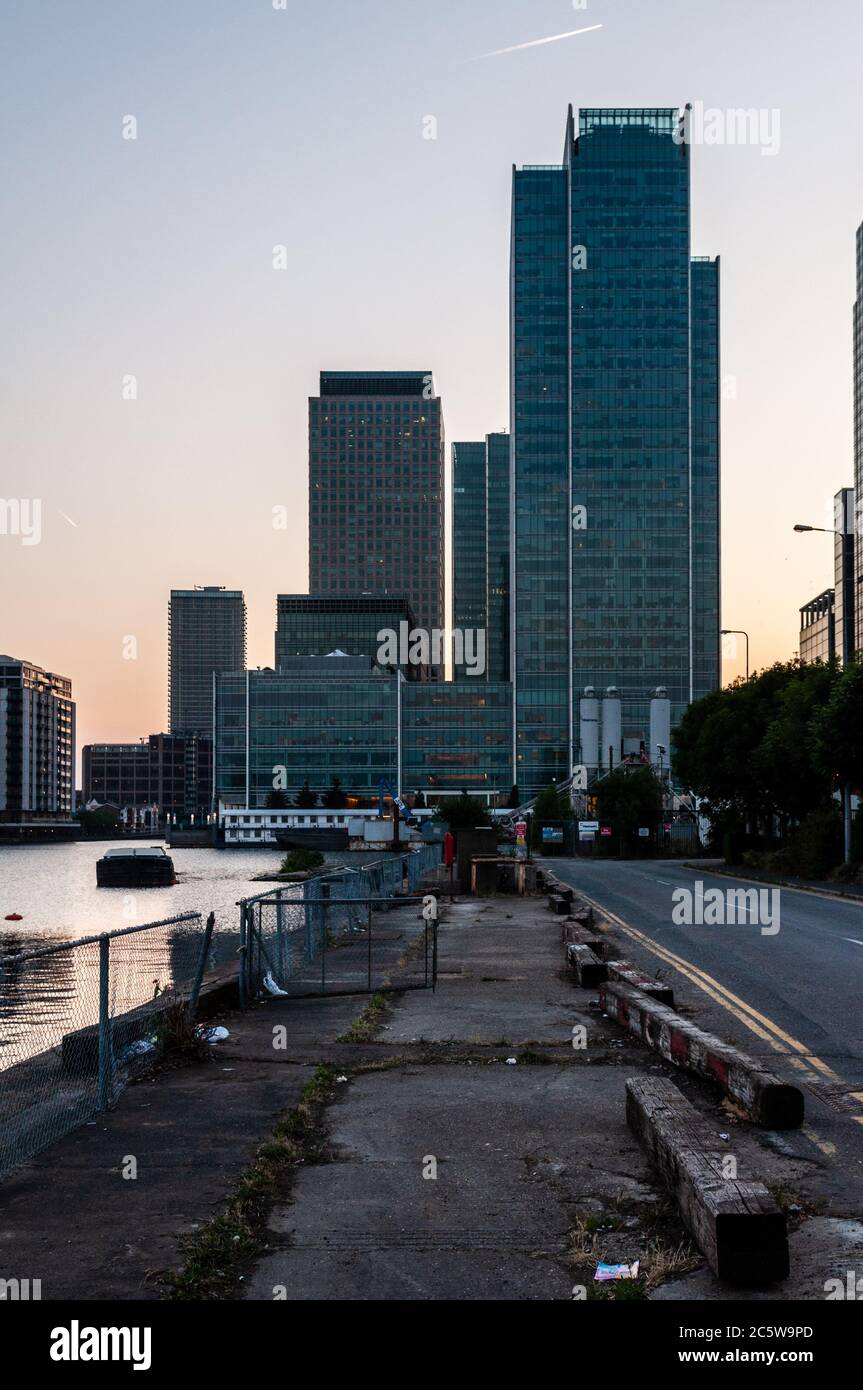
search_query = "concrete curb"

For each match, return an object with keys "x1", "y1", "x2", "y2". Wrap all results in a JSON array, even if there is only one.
[
  {"x1": 627, "y1": 1076, "x2": 789, "y2": 1285},
  {"x1": 600, "y1": 981, "x2": 804, "y2": 1129}
]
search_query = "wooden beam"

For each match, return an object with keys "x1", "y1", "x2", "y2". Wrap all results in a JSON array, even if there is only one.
[{"x1": 627, "y1": 1076, "x2": 789, "y2": 1285}]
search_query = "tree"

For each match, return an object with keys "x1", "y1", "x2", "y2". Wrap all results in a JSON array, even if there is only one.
[
  {"x1": 293, "y1": 781, "x2": 319, "y2": 809},
  {"x1": 322, "y1": 777, "x2": 348, "y2": 810},
  {"x1": 594, "y1": 766, "x2": 662, "y2": 851},
  {"x1": 505, "y1": 784, "x2": 521, "y2": 810},
  {"x1": 530, "y1": 782, "x2": 572, "y2": 849},
  {"x1": 672, "y1": 660, "x2": 841, "y2": 839},
  {"x1": 812, "y1": 661, "x2": 863, "y2": 792},
  {"x1": 433, "y1": 793, "x2": 492, "y2": 829},
  {"x1": 412, "y1": 789, "x2": 427, "y2": 810},
  {"x1": 265, "y1": 788, "x2": 290, "y2": 809}
]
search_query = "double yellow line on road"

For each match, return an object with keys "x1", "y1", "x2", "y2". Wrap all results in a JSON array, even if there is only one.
[{"x1": 571, "y1": 886, "x2": 863, "y2": 1149}]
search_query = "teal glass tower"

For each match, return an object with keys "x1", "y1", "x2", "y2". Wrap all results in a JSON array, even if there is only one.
[{"x1": 511, "y1": 106, "x2": 721, "y2": 795}]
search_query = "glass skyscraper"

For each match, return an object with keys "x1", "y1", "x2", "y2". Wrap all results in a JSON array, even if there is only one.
[
  {"x1": 854, "y1": 222, "x2": 863, "y2": 658},
  {"x1": 451, "y1": 432, "x2": 510, "y2": 681},
  {"x1": 169, "y1": 587, "x2": 247, "y2": 736},
  {"x1": 511, "y1": 106, "x2": 721, "y2": 795},
  {"x1": 309, "y1": 372, "x2": 444, "y2": 641}
]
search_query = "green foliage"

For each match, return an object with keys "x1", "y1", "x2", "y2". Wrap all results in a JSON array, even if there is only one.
[
  {"x1": 293, "y1": 781, "x2": 318, "y2": 809},
  {"x1": 673, "y1": 659, "x2": 840, "y2": 834},
  {"x1": 594, "y1": 767, "x2": 663, "y2": 847},
  {"x1": 280, "y1": 849, "x2": 325, "y2": 873},
  {"x1": 811, "y1": 662, "x2": 863, "y2": 791},
  {"x1": 433, "y1": 793, "x2": 492, "y2": 829},
  {"x1": 506, "y1": 784, "x2": 521, "y2": 810},
  {"x1": 791, "y1": 807, "x2": 844, "y2": 879},
  {"x1": 264, "y1": 788, "x2": 290, "y2": 809},
  {"x1": 530, "y1": 783, "x2": 572, "y2": 848},
  {"x1": 322, "y1": 777, "x2": 348, "y2": 810}
]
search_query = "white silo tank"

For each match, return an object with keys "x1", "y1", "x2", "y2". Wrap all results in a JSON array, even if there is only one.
[
  {"x1": 579, "y1": 687, "x2": 600, "y2": 773},
  {"x1": 650, "y1": 687, "x2": 672, "y2": 770},
  {"x1": 601, "y1": 687, "x2": 622, "y2": 772}
]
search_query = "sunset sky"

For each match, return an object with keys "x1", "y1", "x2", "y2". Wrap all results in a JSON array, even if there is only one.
[{"x1": 2, "y1": 0, "x2": 862, "y2": 773}]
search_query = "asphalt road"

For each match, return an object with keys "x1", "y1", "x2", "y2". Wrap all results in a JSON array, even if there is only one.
[{"x1": 550, "y1": 856, "x2": 863, "y2": 1206}]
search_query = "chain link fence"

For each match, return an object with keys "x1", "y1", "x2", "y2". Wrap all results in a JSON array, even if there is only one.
[
  {"x1": 238, "y1": 844, "x2": 441, "y2": 1002},
  {"x1": 0, "y1": 913, "x2": 217, "y2": 1182}
]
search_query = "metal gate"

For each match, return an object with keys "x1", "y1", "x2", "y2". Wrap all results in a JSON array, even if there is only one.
[{"x1": 237, "y1": 848, "x2": 441, "y2": 1003}]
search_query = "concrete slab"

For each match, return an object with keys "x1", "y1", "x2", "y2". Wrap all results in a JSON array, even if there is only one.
[{"x1": 245, "y1": 1063, "x2": 660, "y2": 1301}]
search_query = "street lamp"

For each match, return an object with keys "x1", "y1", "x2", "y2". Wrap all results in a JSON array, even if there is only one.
[
  {"x1": 794, "y1": 520, "x2": 854, "y2": 862},
  {"x1": 721, "y1": 629, "x2": 750, "y2": 680}
]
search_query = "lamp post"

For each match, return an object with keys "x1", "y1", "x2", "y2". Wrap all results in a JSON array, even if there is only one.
[
  {"x1": 794, "y1": 521, "x2": 853, "y2": 863},
  {"x1": 721, "y1": 629, "x2": 750, "y2": 680}
]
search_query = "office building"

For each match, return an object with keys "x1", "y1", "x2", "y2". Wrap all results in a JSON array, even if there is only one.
[
  {"x1": 799, "y1": 591, "x2": 836, "y2": 665},
  {"x1": 510, "y1": 106, "x2": 721, "y2": 795},
  {"x1": 214, "y1": 660, "x2": 513, "y2": 809},
  {"x1": 82, "y1": 734, "x2": 213, "y2": 822},
  {"x1": 169, "y1": 587, "x2": 246, "y2": 735},
  {"x1": 854, "y1": 222, "x2": 863, "y2": 658},
  {"x1": 452, "y1": 432, "x2": 511, "y2": 682},
  {"x1": 0, "y1": 656, "x2": 75, "y2": 822},
  {"x1": 798, "y1": 488, "x2": 855, "y2": 666},
  {"x1": 275, "y1": 593, "x2": 422, "y2": 677},
  {"x1": 308, "y1": 372, "x2": 444, "y2": 640}
]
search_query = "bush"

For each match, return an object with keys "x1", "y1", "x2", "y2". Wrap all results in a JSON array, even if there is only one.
[
  {"x1": 791, "y1": 807, "x2": 844, "y2": 880},
  {"x1": 280, "y1": 849, "x2": 325, "y2": 873}
]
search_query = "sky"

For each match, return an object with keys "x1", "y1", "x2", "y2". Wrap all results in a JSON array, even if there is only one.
[{"x1": 2, "y1": 0, "x2": 863, "y2": 771}]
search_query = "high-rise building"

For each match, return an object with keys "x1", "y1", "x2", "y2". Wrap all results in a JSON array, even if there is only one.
[
  {"x1": 485, "y1": 432, "x2": 511, "y2": 683},
  {"x1": 798, "y1": 488, "x2": 855, "y2": 666},
  {"x1": 0, "y1": 655, "x2": 75, "y2": 821},
  {"x1": 275, "y1": 593, "x2": 422, "y2": 677},
  {"x1": 510, "y1": 106, "x2": 721, "y2": 795},
  {"x1": 853, "y1": 221, "x2": 863, "y2": 659},
  {"x1": 308, "y1": 372, "x2": 444, "y2": 640},
  {"x1": 452, "y1": 441, "x2": 488, "y2": 677},
  {"x1": 799, "y1": 590, "x2": 836, "y2": 665},
  {"x1": 169, "y1": 587, "x2": 246, "y2": 736},
  {"x1": 452, "y1": 433, "x2": 511, "y2": 681}
]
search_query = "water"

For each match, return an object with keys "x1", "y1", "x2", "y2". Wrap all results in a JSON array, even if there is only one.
[{"x1": 0, "y1": 840, "x2": 377, "y2": 954}]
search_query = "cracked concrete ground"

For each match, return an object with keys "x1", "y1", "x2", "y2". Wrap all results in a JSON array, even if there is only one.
[
  {"x1": 2, "y1": 887, "x2": 854, "y2": 1300},
  {"x1": 242, "y1": 895, "x2": 830, "y2": 1301}
]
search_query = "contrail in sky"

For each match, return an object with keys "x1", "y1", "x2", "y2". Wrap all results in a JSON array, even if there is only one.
[{"x1": 471, "y1": 24, "x2": 603, "y2": 60}]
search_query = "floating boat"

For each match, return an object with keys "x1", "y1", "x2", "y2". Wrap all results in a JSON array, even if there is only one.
[{"x1": 96, "y1": 846, "x2": 176, "y2": 888}]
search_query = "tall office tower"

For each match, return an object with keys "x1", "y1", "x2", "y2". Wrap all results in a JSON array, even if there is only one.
[
  {"x1": 452, "y1": 441, "x2": 488, "y2": 678},
  {"x1": 833, "y1": 487, "x2": 856, "y2": 664},
  {"x1": 452, "y1": 433, "x2": 511, "y2": 680},
  {"x1": 309, "y1": 372, "x2": 445, "y2": 640},
  {"x1": 511, "y1": 106, "x2": 721, "y2": 795},
  {"x1": 486, "y1": 431, "x2": 511, "y2": 682},
  {"x1": 0, "y1": 655, "x2": 75, "y2": 820},
  {"x1": 169, "y1": 587, "x2": 246, "y2": 736},
  {"x1": 854, "y1": 223, "x2": 863, "y2": 658}
]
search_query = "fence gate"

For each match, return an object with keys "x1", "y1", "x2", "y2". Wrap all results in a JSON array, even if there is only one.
[{"x1": 237, "y1": 848, "x2": 440, "y2": 1003}]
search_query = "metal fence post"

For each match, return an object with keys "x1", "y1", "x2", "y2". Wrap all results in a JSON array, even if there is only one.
[
  {"x1": 238, "y1": 905, "x2": 248, "y2": 1010},
  {"x1": 98, "y1": 934, "x2": 112, "y2": 1110},
  {"x1": 188, "y1": 911, "x2": 216, "y2": 1019}
]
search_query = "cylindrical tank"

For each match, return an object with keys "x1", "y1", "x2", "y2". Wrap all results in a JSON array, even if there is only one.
[
  {"x1": 601, "y1": 688, "x2": 622, "y2": 772},
  {"x1": 649, "y1": 687, "x2": 671, "y2": 769},
  {"x1": 579, "y1": 687, "x2": 600, "y2": 772}
]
